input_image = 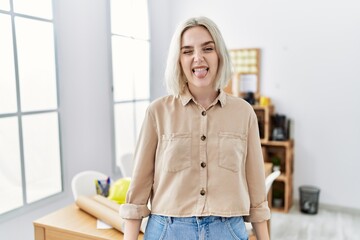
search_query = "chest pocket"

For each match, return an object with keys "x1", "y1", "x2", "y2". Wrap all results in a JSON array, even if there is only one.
[
  {"x1": 161, "y1": 132, "x2": 192, "y2": 172},
  {"x1": 218, "y1": 132, "x2": 247, "y2": 172}
]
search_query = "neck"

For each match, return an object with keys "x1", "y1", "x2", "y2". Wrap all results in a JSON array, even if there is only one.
[{"x1": 188, "y1": 85, "x2": 218, "y2": 109}]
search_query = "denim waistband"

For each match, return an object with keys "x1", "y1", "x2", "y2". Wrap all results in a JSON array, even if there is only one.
[{"x1": 151, "y1": 214, "x2": 230, "y2": 225}]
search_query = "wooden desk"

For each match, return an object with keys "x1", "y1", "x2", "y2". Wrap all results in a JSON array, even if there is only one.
[{"x1": 34, "y1": 204, "x2": 143, "y2": 240}]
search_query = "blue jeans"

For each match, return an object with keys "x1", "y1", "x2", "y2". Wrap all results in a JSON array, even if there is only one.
[{"x1": 144, "y1": 214, "x2": 248, "y2": 240}]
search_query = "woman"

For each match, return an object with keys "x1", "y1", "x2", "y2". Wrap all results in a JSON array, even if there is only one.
[{"x1": 119, "y1": 16, "x2": 270, "y2": 240}]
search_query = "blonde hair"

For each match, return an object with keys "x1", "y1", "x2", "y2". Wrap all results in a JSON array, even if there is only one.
[{"x1": 165, "y1": 16, "x2": 232, "y2": 96}]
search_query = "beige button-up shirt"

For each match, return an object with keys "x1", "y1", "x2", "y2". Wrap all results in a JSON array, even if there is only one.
[{"x1": 119, "y1": 87, "x2": 270, "y2": 223}]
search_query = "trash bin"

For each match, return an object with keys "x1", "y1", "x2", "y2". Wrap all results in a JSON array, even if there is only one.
[{"x1": 299, "y1": 185, "x2": 320, "y2": 214}]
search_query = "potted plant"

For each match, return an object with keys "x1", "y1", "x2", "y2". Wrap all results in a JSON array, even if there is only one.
[{"x1": 271, "y1": 156, "x2": 281, "y2": 172}]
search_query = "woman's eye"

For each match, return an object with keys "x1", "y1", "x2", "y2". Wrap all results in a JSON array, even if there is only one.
[
  {"x1": 204, "y1": 47, "x2": 214, "y2": 52},
  {"x1": 183, "y1": 50, "x2": 193, "y2": 55}
]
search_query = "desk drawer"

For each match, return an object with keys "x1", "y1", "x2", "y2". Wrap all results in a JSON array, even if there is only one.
[{"x1": 46, "y1": 229, "x2": 96, "y2": 240}]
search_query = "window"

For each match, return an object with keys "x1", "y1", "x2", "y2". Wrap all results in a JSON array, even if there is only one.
[
  {"x1": 0, "y1": 0, "x2": 62, "y2": 216},
  {"x1": 109, "y1": 0, "x2": 150, "y2": 173}
]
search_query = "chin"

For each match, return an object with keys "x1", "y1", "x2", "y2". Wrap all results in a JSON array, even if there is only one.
[
  {"x1": 192, "y1": 78, "x2": 213, "y2": 86},
  {"x1": 189, "y1": 83, "x2": 212, "y2": 90}
]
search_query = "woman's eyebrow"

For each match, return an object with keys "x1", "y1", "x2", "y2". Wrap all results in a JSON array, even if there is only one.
[
  {"x1": 181, "y1": 45, "x2": 193, "y2": 50},
  {"x1": 181, "y1": 41, "x2": 215, "y2": 50},
  {"x1": 201, "y1": 41, "x2": 215, "y2": 46}
]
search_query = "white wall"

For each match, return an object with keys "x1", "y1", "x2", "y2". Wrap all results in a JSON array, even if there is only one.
[{"x1": 162, "y1": 0, "x2": 360, "y2": 209}]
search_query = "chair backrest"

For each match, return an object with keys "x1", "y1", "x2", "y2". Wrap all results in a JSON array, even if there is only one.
[
  {"x1": 71, "y1": 170, "x2": 108, "y2": 200},
  {"x1": 118, "y1": 153, "x2": 134, "y2": 178},
  {"x1": 265, "y1": 170, "x2": 281, "y2": 194}
]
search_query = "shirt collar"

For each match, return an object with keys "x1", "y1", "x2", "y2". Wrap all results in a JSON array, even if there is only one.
[{"x1": 179, "y1": 86, "x2": 227, "y2": 108}]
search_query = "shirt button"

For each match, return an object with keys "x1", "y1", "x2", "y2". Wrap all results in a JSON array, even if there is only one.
[
  {"x1": 201, "y1": 111, "x2": 206, "y2": 116},
  {"x1": 201, "y1": 135, "x2": 206, "y2": 141},
  {"x1": 200, "y1": 162, "x2": 206, "y2": 168},
  {"x1": 200, "y1": 189, "x2": 206, "y2": 196}
]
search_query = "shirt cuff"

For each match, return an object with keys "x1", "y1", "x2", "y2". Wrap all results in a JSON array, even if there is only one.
[
  {"x1": 244, "y1": 201, "x2": 271, "y2": 223},
  {"x1": 119, "y1": 203, "x2": 151, "y2": 220}
]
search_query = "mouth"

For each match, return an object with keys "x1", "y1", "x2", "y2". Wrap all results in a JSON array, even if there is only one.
[{"x1": 192, "y1": 67, "x2": 209, "y2": 78}]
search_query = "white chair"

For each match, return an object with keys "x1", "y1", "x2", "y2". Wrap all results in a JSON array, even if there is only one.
[
  {"x1": 71, "y1": 170, "x2": 109, "y2": 200},
  {"x1": 246, "y1": 170, "x2": 281, "y2": 237},
  {"x1": 265, "y1": 170, "x2": 281, "y2": 195}
]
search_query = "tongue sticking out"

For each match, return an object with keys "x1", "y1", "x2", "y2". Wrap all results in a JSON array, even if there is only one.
[{"x1": 193, "y1": 68, "x2": 208, "y2": 78}]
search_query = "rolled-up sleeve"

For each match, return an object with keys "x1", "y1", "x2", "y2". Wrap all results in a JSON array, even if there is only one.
[
  {"x1": 244, "y1": 111, "x2": 271, "y2": 222},
  {"x1": 119, "y1": 107, "x2": 158, "y2": 220}
]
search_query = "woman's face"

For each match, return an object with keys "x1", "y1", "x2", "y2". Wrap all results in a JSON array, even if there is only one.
[{"x1": 180, "y1": 26, "x2": 219, "y2": 91}]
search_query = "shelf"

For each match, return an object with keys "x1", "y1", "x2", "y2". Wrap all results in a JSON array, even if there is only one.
[
  {"x1": 261, "y1": 139, "x2": 294, "y2": 147},
  {"x1": 275, "y1": 174, "x2": 287, "y2": 182},
  {"x1": 270, "y1": 207, "x2": 290, "y2": 213},
  {"x1": 254, "y1": 106, "x2": 294, "y2": 213},
  {"x1": 252, "y1": 105, "x2": 272, "y2": 110},
  {"x1": 253, "y1": 106, "x2": 274, "y2": 141}
]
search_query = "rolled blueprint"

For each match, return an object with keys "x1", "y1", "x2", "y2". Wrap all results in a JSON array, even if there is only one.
[
  {"x1": 92, "y1": 195, "x2": 120, "y2": 212},
  {"x1": 76, "y1": 195, "x2": 125, "y2": 233},
  {"x1": 92, "y1": 195, "x2": 148, "y2": 232}
]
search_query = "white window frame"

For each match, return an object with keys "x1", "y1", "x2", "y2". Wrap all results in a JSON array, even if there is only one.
[
  {"x1": 107, "y1": 0, "x2": 150, "y2": 175},
  {"x1": 0, "y1": 0, "x2": 63, "y2": 221}
]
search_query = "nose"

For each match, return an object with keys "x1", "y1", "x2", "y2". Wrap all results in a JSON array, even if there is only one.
[{"x1": 194, "y1": 51, "x2": 204, "y2": 62}]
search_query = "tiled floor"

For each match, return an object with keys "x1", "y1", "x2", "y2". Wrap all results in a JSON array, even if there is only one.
[{"x1": 271, "y1": 203, "x2": 360, "y2": 240}]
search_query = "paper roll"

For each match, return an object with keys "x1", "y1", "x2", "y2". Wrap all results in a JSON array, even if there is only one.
[
  {"x1": 76, "y1": 196, "x2": 125, "y2": 233},
  {"x1": 92, "y1": 195, "x2": 120, "y2": 212},
  {"x1": 92, "y1": 195, "x2": 148, "y2": 233}
]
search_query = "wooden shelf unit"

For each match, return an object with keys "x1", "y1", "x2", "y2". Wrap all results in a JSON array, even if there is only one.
[
  {"x1": 254, "y1": 105, "x2": 294, "y2": 213},
  {"x1": 253, "y1": 105, "x2": 274, "y2": 141}
]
